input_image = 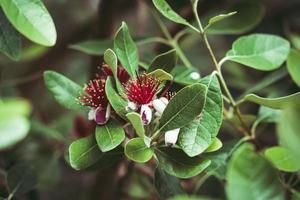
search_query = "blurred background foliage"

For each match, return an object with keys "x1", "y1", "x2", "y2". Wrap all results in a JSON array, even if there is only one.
[{"x1": 0, "y1": 0, "x2": 300, "y2": 199}]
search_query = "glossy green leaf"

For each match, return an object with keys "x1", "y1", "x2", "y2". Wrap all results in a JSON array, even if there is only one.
[
  {"x1": 155, "y1": 148, "x2": 211, "y2": 179},
  {"x1": 69, "y1": 39, "x2": 113, "y2": 55},
  {"x1": 178, "y1": 74, "x2": 222, "y2": 157},
  {"x1": 114, "y1": 22, "x2": 138, "y2": 77},
  {"x1": 204, "y1": 12, "x2": 237, "y2": 32},
  {"x1": 148, "y1": 69, "x2": 173, "y2": 81},
  {"x1": 105, "y1": 77, "x2": 128, "y2": 119},
  {"x1": 152, "y1": 0, "x2": 193, "y2": 27},
  {"x1": 206, "y1": 1, "x2": 264, "y2": 35},
  {"x1": 159, "y1": 83, "x2": 207, "y2": 132},
  {"x1": 1, "y1": 0, "x2": 56, "y2": 46},
  {"x1": 277, "y1": 105, "x2": 300, "y2": 166},
  {"x1": 125, "y1": 138, "x2": 154, "y2": 163},
  {"x1": 148, "y1": 49, "x2": 177, "y2": 72},
  {"x1": 225, "y1": 34, "x2": 290, "y2": 71},
  {"x1": 264, "y1": 146, "x2": 300, "y2": 172},
  {"x1": 95, "y1": 120, "x2": 125, "y2": 152},
  {"x1": 7, "y1": 164, "x2": 37, "y2": 197},
  {"x1": 126, "y1": 112, "x2": 145, "y2": 138},
  {"x1": 69, "y1": 134, "x2": 102, "y2": 170},
  {"x1": 226, "y1": 143, "x2": 285, "y2": 200},
  {"x1": 243, "y1": 92, "x2": 300, "y2": 109},
  {"x1": 287, "y1": 49, "x2": 300, "y2": 87},
  {"x1": 204, "y1": 138, "x2": 222, "y2": 153},
  {"x1": 0, "y1": 10, "x2": 21, "y2": 60},
  {"x1": 44, "y1": 71, "x2": 83, "y2": 110},
  {"x1": 154, "y1": 167, "x2": 183, "y2": 199},
  {"x1": 178, "y1": 117, "x2": 211, "y2": 157}
]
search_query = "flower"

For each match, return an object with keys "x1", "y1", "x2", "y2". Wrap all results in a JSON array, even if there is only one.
[
  {"x1": 78, "y1": 78, "x2": 110, "y2": 125},
  {"x1": 164, "y1": 128, "x2": 180, "y2": 146},
  {"x1": 102, "y1": 64, "x2": 130, "y2": 85},
  {"x1": 124, "y1": 74, "x2": 162, "y2": 124},
  {"x1": 125, "y1": 74, "x2": 162, "y2": 105}
]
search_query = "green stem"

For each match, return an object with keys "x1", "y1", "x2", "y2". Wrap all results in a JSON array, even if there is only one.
[
  {"x1": 152, "y1": 10, "x2": 193, "y2": 68},
  {"x1": 192, "y1": 5, "x2": 251, "y2": 137},
  {"x1": 171, "y1": 40, "x2": 193, "y2": 68}
]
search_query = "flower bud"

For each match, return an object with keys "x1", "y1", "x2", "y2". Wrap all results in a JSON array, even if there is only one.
[
  {"x1": 140, "y1": 104, "x2": 152, "y2": 125},
  {"x1": 153, "y1": 97, "x2": 169, "y2": 117},
  {"x1": 165, "y1": 128, "x2": 180, "y2": 146}
]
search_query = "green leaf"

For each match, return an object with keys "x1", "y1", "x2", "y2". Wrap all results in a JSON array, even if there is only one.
[
  {"x1": 225, "y1": 34, "x2": 290, "y2": 71},
  {"x1": 264, "y1": 146, "x2": 300, "y2": 172},
  {"x1": 204, "y1": 138, "x2": 222, "y2": 153},
  {"x1": 203, "y1": 139, "x2": 240, "y2": 180},
  {"x1": 104, "y1": 48, "x2": 118, "y2": 75},
  {"x1": 1, "y1": 0, "x2": 56, "y2": 46},
  {"x1": 198, "y1": 74, "x2": 223, "y2": 138},
  {"x1": 44, "y1": 71, "x2": 83, "y2": 110},
  {"x1": 0, "y1": 117, "x2": 30, "y2": 150},
  {"x1": 152, "y1": 0, "x2": 193, "y2": 28},
  {"x1": 95, "y1": 120, "x2": 125, "y2": 152},
  {"x1": 287, "y1": 49, "x2": 300, "y2": 87},
  {"x1": 243, "y1": 92, "x2": 300, "y2": 109},
  {"x1": 178, "y1": 117, "x2": 211, "y2": 157},
  {"x1": 125, "y1": 138, "x2": 154, "y2": 163},
  {"x1": 277, "y1": 105, "x2": 300, "y2": 166},
  {"x1": 6, "y1": 164, "x2": 37, "y2": 197},
  {"x1": 126, "y1": 112, "x2": 145, "y2": 138},
  {"x1": 159, "y1": 83, "x2": 207, "y2": 132},
  {"x1": 0, "y1": 98, "x2": 32, "y2": 150},
  {"x1": 204, "y1": 12, "x2": 237, "y2": 32},
  {"x1": 205, "y1": 1, "x2": 264, "y2": 35},
  {"x1": 148, "y1": 69, "x2": 173, "y2": 81},
  {"x1": 69, "y1": 134, "x2": 103, "y2": 170},
  {"x1": 0, "y1": 98, "x2": 32, "y2": 118},
  {"x1": 171, "y1": 65, "x2": 201, "y2": 85},
  {"x1": 69, "y1": 39, "x2": 113, "y2": 55},
  {"x1": 114, "y1": 22, "x2": 138, "y2": 77},
  {"x1": 148, "y1": 49, "x2": 177, "y2": 72},
  {"x1": 154, "y1": 167, "x2": 183, "y2": 199},
  {"x1": 226, "y1": 143, "x2": 285, "y2": 200},
  {"x1": 0, "y1": 10, "x2": 21, "y2": 60},
  {"x1": 155, "y1": 148, "x2": 211, "y2": 179},
  {"x1": 105, "y1": 77, "x2": 128, "y2": 119}
]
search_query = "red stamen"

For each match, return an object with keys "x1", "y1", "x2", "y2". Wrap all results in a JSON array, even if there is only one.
[
  {"x1": 125, "y1": 74, "x2": 162, "y2": 105},
  {"x1": 78, "y1": 78, "x2": 108, "y2": 108}
]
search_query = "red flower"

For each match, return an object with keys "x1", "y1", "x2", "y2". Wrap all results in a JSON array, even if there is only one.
[
  {"x1": 124, "y1": 74, "x2": 162, "y2": 105},
  {"x1": 102, "y1": 64, "x2": 130, "y2": 85},
  {"x1": 78, "y1": 78, "x2": 110, "y2": 125}
]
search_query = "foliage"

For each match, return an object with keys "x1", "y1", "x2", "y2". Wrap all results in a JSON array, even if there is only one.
[{"x1": 1, "y1": 0, "x2": 300, "y2": 199}]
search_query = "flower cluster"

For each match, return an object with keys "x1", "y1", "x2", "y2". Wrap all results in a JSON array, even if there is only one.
[{"x1": 78, "y1": 63, "x2": 180, "y2": 145}]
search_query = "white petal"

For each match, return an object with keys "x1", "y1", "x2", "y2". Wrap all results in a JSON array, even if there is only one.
[
  {"x1": 152, "y1": 97, "x2": 169, "y2": 116},
  {"x1": 126, "y1": 101, "x2": 137, "y2": 111},
  {"x1": 88, "y1": 108, "x2": 96, "y2": 121},
  {"x1": 140, "y1": 104, "x2": 152, "y2": 125},
  {"x1": 165, "y1": 128, "x2": 180, "y2": 146},
  {"x1": 160, "y1": 97, "x2": 169, "y2": 105},
  {"x1": 190, "y1": 72, "x2": 200, "y2": 80}
]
